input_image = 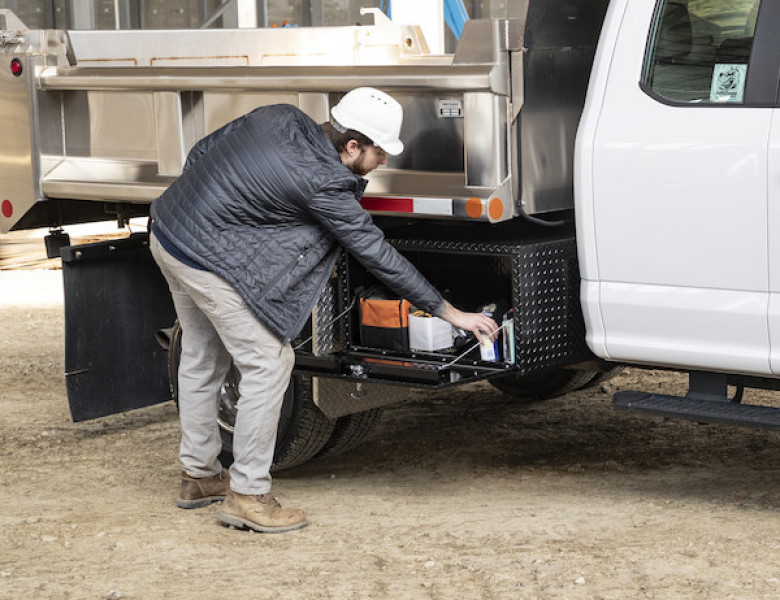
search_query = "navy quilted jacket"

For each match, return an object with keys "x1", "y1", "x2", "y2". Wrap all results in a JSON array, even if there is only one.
[{"x1": 150, "y1": 104, "x2": 443, "y2": 342}]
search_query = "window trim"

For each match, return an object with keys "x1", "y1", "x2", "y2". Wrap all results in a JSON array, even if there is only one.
[{"x1": 746, "y1": 0, "x2": 780, "y2": 106}]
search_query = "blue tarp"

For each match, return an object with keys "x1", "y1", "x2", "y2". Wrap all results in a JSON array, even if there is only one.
[{"x1": 381, "y1": 0, "x2": 469, "y2": 39}]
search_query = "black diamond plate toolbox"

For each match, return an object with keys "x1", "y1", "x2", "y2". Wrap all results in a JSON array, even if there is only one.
[{"x1": 388, "y1": 235, "x2": 593, "y2": 376}]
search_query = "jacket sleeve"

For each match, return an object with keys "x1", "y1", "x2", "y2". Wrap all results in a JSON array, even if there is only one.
[{"x1": 303, "y1": 183, "x2": 444, "y2": 313}]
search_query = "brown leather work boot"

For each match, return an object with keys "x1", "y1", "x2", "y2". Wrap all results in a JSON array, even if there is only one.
[
  {"x1": 177, "y1": 470, "x2": 230, "y2": 509},
  {"x1": 219, "y1": 491, "x2": 308, "y2": 533}
]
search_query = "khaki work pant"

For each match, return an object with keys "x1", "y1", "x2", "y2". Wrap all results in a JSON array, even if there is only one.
[{"x1": 150, "y1": 234, "x2": 295, "y2": 495}]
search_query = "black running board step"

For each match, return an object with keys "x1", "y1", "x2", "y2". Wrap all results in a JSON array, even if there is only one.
[{"x1": 614, "y1": 391, "x2": 780, "y2": 430}]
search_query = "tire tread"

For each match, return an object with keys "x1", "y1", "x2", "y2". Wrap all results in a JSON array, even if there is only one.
[{"x1": 315, "y1": 409, "x2": 382, "y2": 459}]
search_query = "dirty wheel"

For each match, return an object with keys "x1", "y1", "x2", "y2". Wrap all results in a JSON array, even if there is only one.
[
  {"x1": 168, "y1": 322, "x2": 336, "y2": 471},
  {"x1": 315, "y1": 409, "x2": 383, "y2": 459},
  {"x1": 489, "y1": 367, "x2": 600, "y2": 402}
]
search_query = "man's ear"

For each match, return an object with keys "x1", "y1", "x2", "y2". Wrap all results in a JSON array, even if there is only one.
[{"x1": 345, "y1": 139, "x2": 361, "y2": 157}]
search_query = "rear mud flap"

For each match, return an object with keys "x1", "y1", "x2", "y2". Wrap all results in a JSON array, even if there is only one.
[{"x1": 61, "y1": 233, "x2": 176, "y2": 421}]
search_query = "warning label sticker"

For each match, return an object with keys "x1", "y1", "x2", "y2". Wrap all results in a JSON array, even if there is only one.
[
  {"x1": 710, "y1": 64, "x2": 747, "y2": 103},
  {"x1": 438, "y1": 99, "x2": 463, "y2": 118}
]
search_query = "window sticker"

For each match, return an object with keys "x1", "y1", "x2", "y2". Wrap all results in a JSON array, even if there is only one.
[{"x1": 710, "y1": 64, "x2": 747, "y2": 103}]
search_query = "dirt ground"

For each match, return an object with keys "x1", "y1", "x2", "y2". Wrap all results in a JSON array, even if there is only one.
[{"x1": 1, "y1": 267, "x2": 779, "y2": 599}]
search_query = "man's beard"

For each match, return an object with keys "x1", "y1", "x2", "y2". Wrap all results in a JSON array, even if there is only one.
[{"x1": 346, "y1": 151, "x2": 370, "y2": 176}]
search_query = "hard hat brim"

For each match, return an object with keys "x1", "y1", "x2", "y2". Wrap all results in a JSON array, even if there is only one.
[{"x1": 380, "y1": 139, "x2": 404, "y2": 156}]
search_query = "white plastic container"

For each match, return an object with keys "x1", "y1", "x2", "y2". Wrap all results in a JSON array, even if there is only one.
[{"x1": 408, "y1": 313, "x2": 454, "y2": 351}]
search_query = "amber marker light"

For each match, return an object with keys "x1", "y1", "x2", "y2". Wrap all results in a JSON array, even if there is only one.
[
  {"x1": 465, "y1": 197, "x2": 482, "y2": 219},
  {"x1": 488, "y1": 198, "x2": 503, "y2": 221}
]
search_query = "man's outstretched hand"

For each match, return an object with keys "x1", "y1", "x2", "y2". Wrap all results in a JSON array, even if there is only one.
[{"x1": 436, "y1": 301, "x2": 500, "y2": 341}]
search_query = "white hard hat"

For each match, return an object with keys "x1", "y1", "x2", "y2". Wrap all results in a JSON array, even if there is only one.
[{"x1": 331, "y1": 87, "x2": 404, "y2": 156}]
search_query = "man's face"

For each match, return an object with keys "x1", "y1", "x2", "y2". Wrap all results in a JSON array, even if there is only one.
[{"x1": 345, "y1": 145, "x2": 387, "y2": 176}]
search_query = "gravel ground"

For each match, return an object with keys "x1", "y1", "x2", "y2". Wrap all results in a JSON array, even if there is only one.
[{"x1": 0, "y1": 269, "x2": 778, "y2": 599}]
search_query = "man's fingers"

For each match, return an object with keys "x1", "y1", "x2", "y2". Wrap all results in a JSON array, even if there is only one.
[{"x1": 476, "y1": 317, "x2": 499, "y2": 340}]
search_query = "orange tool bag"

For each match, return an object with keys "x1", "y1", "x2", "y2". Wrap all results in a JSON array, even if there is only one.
[{"x1": 358, "y1": 288, "x2": 412, "y2": 352}]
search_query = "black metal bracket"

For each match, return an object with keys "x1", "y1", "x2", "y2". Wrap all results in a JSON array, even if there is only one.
[
  {"x1": 44, "y1": 227, "x2": 70, "y2": 259},
  {"x1": 687, "y1": 371, "x2": 744, "y2": 404}
]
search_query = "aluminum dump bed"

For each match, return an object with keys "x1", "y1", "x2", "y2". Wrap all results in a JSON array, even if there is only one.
[{"x1": 0, "y1": 3, "x2": 606, "y2": 234}]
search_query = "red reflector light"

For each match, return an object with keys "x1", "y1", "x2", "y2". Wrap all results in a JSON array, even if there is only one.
[
  {"x1": 1, "y1": 199, "x2": 12, "y2": 218},
  {"x1": 10, "y1": 58, "x2": 22, "y2": 77},
  {"x1": 360, "y1": 196, "x2": 414, "y2": 213}
]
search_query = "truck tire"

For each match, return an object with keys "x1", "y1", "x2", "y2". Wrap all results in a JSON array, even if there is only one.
[
  {"x1": 489, "y1": 368, "x2": 600, "y2": 401},
  {"x1": 168, "y1": 323, "x2": 336, "y2": 472},
  {"x1": 580, "y1": 366, "x2": 625, "y2": 389},
  {"x1": 315, "y1": 409, "x2": 383, "y2": 459}
]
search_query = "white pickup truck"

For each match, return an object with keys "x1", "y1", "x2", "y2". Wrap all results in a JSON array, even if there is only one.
[
  {"x1": 0, "y1": 0, "x2": 777, "y2": 470},
  {"x1": 578, "y1": 0, "x2": 780, "y2": 426}
]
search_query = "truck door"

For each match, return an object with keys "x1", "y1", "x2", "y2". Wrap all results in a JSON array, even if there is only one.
[{"x1": 582, "y1": 0, "x2": 778, "y2": 374}]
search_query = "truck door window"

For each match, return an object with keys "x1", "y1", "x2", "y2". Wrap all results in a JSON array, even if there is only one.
[{"x1": 644, "y1": 0, "x2": 762, "y2": 104}]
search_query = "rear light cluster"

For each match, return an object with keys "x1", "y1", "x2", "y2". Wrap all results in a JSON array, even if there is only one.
[{"x1": 10, "y1": 58, "x2": 22, "y2": 76}]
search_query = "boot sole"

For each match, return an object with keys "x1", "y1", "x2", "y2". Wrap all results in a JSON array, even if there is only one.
[
  {"x1": 218, "y1": 513, "x2": 309, "y2": 533},
  {"x1": 177, "y1": 495, "x2": 226, "y2": 509}
]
